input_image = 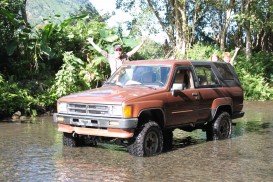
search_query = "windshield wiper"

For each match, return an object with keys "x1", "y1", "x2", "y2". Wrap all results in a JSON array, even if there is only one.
[
  {"x1": 126, "y1": 83, "x2": 156, "y2": 90},
  {"x1": 103, "y1": 82, "x2": 122, "y2": 87}
]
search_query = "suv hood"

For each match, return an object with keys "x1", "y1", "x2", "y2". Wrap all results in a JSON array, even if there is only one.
[{"x1": 59, "y1": 85, "x2": 164, "y2": 104}]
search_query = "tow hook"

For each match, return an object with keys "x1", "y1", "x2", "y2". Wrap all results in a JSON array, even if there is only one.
[{"x1": 72, "y1": 132, "x2": 77, "y2": 137}]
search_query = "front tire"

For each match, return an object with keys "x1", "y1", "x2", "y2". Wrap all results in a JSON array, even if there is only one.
[
  {"x1": 63, "y1": 132, "x2": 82, "y2": 147},
  {"x1": 127, "y1": 121, "x2": 163, "y2": 157},
  {"x1": 206, "y1": 112, "x2": 232, "y2": 140}
]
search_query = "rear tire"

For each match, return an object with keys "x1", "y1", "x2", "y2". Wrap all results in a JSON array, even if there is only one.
[
  {"x1": 127, "y1": 121, "x2": 163, "y2": 157},
  {"x1": 206, "y1": 112, "x2": 232, "y2": 140}
]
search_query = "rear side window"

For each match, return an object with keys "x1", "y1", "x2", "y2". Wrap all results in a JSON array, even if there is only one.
[
  {"x1": 215, "y1": 63, "x2": 234, "y2": 80},
  {"x1": 194, "y1": 66, "x2": 219, "y2": 87}
]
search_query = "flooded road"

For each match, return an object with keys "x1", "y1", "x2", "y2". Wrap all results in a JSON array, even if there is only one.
[{"x1": 1, "y1": 101, "x2": 273, "y2": 181}]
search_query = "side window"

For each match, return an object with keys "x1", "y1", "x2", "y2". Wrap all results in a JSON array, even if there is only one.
[
  {"x1": 214, "y1": 63, "x2": 234, "y2": 80},
  {"x1": 172, "y1": 68, "x2": 193, "y2": 90},
  {"x1": 194, "y1": 66, "x2": 218, "y2": 87}
]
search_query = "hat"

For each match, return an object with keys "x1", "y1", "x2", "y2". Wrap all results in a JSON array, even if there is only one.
[{"x1": 114, "y1": 44, "x2": 122, "y2": 51}]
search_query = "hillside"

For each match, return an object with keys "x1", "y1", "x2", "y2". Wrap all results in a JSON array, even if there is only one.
[{"x1": 26, "y1": 0, "x2": 99, "y2": 25}]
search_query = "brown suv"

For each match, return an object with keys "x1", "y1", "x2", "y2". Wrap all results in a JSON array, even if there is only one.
[{"x1": 53, "y1": 60, "x2": 244, "y2": 156}]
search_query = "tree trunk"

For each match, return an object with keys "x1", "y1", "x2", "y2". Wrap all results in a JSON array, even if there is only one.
[
  {"x1": 146, "y1": 0, "x2": 175, "y2": 45},
  {"x1": 245, "y1": 26, "x2": 252, "y2": 60},
  {"x1": 178, "y1": 0, "x2": 187, "y2": 56},
  {"x1": 254, "y1": 8, "x2": 273, "y2": 53},
  {"x1": 219, "y1": 0, "x2": 234, "y2": 51},
  {"x1": 220, "y1": 28, "x2": 227, "y2": 51},
  {"x1": 21, "y1": 0, "x2": 30, "y2": 27},
  {"x1": 146, "y1": 0, "x2": 194, "y2": 56},
  {"x1": 242, "y1": 0, "x2": 252, "y2": 59}
]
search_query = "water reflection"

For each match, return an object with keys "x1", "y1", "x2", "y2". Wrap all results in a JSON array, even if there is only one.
[
  {"x1": 1, "y1": 101, "x2": 273, "y2": 181},
  {"x1": 233, "y1": 101, "x2": 273, "y2": 137}
]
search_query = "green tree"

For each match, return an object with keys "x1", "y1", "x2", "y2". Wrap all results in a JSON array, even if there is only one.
[
  {"x1": 235, "y1": 0, "x2": 273, "y2": 59},
  {"x1": 117, "y1": 0, "x2": 210, "y2": 56},
  {"x1": 116, "y1": 0, "x2": 246, "y2": 55}
]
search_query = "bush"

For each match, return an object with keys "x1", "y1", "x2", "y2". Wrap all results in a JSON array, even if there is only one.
[
  {"x1": 0, "y1": 74, "x2": 38, "y2": 117},
  {"x1": 186, "y1": 43, "x2": 219, "y2": 60},
  {"x1": 50, "y1": 52, "x2": 90, "y2": 98},
  {"x1": 50, "y1": 51, "x2": 108, "y2": 99},
  {"x1": 236, "y1": 69, "x2": 273, "y2": 100},
  {"x1": 235, "y1": 52, "x2": 273, "y2": 83},
  {"x1": 235, "y1": 53, "x2": 273, "y2": 100}
]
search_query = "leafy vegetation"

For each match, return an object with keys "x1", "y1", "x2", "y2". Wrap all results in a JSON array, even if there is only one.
[
  {"x1": 0, "y1": 74, "x2": 37, "y2": 116},
  {"x1": 235, "y1": 53, "x2": 273, "y2": 100}
]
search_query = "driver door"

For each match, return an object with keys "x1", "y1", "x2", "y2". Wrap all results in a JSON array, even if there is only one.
[{"x1": 165, "y1": 67, "x2": 200, "y2": 126}]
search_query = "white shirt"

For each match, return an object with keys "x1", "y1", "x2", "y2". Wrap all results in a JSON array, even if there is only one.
[{"x1": 107, "y1": 54, "x2": 128, "y2": 75}]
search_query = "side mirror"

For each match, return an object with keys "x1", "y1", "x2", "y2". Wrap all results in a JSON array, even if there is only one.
[
  {"x1": 171, "y1": 83, "x2": 184, "y2": 97},
  {"x1": 171, "y1": 89, "x2": 180, "y2": 97}
]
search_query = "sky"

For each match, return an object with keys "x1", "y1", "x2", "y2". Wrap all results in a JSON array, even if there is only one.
[
  {"x1": 89, "y1": 0, "x2": 115, "y2": 14},
  {"x1": 89, "y1": 0, "x2": 132, "y2": 28}
]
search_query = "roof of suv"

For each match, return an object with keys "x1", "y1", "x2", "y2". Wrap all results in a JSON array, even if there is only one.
[
  {"x1": 123, "y1": 59, "x2": 230, "y2": 67},
  {"x1": 123, "y1": 59, "x2": 193, "y2": 67}
]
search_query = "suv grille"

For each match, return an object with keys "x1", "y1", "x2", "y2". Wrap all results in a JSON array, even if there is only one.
[{"x1": 68, "y1": 103, "x2": 109, "y2": 116}]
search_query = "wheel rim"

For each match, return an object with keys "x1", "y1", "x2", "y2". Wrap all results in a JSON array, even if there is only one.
[
  {"x1": 219, "y1": 116, "x2": 231, "y2": 138},
  {"x1": 144, "y1": 130, "x2": 159, "y2": 155}
]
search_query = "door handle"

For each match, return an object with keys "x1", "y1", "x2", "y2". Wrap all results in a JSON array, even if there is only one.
[
  {"x1": 192, "y1": 92, "x2": 199, "y2": 96},
  {"x1": 192, "y1": 92, "x2": 200, "y2": 100}
]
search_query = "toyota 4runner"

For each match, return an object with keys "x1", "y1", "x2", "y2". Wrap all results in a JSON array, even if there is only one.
[{"x1": 53, "y1": 60, "x2": 244, "y2": 156}]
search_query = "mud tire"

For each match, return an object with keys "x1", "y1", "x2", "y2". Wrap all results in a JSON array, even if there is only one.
[
  {"x1": 83, "y1": 136, "x2": 98, "y2": 146},
  {"x1": 163, "y1": 130, "x2": 173, "y2": 151},
  {"x1": 127, "y1": 121, "x2": 163, "y2": 157},
  {"x1": 63, "y1": 132, "x2": 82, "y2": 147},
  {"x1": 206, "y1": 112, "x2": 232, "y2": 140}
]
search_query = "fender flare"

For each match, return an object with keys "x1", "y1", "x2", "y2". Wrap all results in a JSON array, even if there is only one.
[
  {"x1": 134, "y1": 100, "x2": 166, "y2": 127},
  {"x1": 211, "y1": 97, "x2": 233, "y2": 120}
]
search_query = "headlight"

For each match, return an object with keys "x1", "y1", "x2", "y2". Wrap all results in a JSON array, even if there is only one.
[
  {"x1": 108, "y1": 105, "x2": 132, "y2": 118},
  {"x1": 109, "y1": 105, "x2": 122, "y2": 116},
  {"x1": 57, "y1": 102, "x2": 68, "y2": 113}
]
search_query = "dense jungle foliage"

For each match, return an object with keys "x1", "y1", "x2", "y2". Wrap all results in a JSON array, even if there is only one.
[{"x1": 0, "y1": 0, "x2": 273, "y2": 118}]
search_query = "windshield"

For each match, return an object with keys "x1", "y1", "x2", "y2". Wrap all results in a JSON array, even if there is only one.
[{"x1": 105, "y1": 65, "x2": 171, "y2": 88}]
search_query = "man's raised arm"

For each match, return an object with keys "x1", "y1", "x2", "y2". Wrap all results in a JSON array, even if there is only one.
[
  {"x1": 230, "y1": 47, "x2": 240, "y2": 66},
  {"x1": 87, "y1": 37, "x2": 108, "y2": 58},
  {"x1": 126, "y1": 38, "x2": 146, "y2": 57}
]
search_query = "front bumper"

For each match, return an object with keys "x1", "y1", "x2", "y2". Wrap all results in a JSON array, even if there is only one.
[
  {"x1": 53, "y1": 113, "x2": 138, "y2": 138},
  {"x1": 57, "y1": 123, "x2": 134, "y2": 138},
  {"x1": 53, "y1": 113, "x2": 138, "y2": 129}
]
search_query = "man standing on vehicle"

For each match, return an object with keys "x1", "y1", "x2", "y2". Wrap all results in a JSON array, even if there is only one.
[
  {"x1": 87, "y1": 37, "x2": 146, "y2": 75},
  {"x1": 223, "y1": 47, "x2": 240, "y2": 66}
]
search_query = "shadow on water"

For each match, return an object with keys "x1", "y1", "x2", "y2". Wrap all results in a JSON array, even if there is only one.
[
  {"x1": 233, "y1": 119, "x2": 273, "y2": 137},
  {"x1": 0, "y1": 117, "x2": 43, "y2": 124},
  {"x1": 243, "y1": 120, "x2": 272, "y2": 131},
  {"x1": 95, "y1": 141, "x2": 128, "y2": 152},
  {"x1": 173, "y1": 136, "x2": 199, "y2": 148}
]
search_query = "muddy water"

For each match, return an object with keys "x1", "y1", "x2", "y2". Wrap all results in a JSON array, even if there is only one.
[{"x1": 1, "y1": 101, "x2": 273, "y2": 181}]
